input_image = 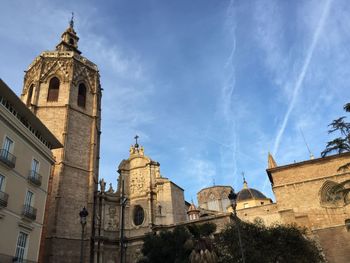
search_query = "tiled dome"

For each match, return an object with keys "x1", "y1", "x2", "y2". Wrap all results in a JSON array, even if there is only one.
[{"x1": 236, "y1": 188, "x2": 267, "y2": 201}]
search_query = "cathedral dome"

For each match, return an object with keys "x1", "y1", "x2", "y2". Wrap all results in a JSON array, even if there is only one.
[
  {"x1": 235, "y1": 178, "x2": 272, "y2": 210},
  {"x1": 236, "y1": 188, "x2": 267, "y2": 201}
]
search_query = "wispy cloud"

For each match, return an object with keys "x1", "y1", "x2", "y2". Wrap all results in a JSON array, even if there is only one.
[
  {"x1": 212, "y1": 0, "x2": 239, "y2": 186},
  {"x1": 187, "y1": 158, "x2": 217, "y2": 189},
  {"x1": 272, "y1": 0, "x2": 333, "y2": 156}
]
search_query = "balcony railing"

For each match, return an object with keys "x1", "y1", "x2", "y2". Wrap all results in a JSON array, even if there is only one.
[
  {"x1": 0, "y1": 191, "x2": 8, "y2": 207},
  {"x1": 0, "y1": 254, "x2": 36, "y2": 263},
  {"x1": 22, "y1": 205, "x2": 37, "y2": 221},
  {"x1": 0, "y1": 149, "x2": 16, "y2": 168},
  {"x1": 28, "y1": 170, "x2": 42, "y2": 186}
]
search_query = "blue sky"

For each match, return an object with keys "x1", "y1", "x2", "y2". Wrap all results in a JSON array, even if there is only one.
[{"x1": 0, "y1": 0, "x2": 349, "y2": 202}]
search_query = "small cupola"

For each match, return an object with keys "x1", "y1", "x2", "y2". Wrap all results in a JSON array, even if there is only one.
[
  {"x1": 187, "y1": 200, "x2": 200, "y2": 221},
  {"x1": 56, "y1": 13, "x2": 81, "y2": 54}
]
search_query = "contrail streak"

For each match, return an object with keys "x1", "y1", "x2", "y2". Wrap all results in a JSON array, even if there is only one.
[
  {"x1": 272, "y1": 0, "x2": 333, "y2": 156},
  {"x1": 222, "y1": 0, "x2": 238, "y2": 183}
]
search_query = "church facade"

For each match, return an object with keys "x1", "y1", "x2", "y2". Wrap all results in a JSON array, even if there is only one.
[
  {"x1": 94, "y1": 142, "x2": 188, "y2": 263},
  {"x1": 2, "y1": 21, "x2": 348, "y2": 263}
]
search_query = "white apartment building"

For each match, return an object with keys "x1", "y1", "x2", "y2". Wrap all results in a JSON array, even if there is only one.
[{"x1": 0, "y1": 79, "x2": 61, "y2": 263}]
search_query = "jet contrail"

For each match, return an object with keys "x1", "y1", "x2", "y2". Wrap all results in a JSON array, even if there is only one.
[
  {"x1": 223, "y1": 0, "x2": 238, "y2": 182},
  {"x1": 273, "y1": 0, "x2": 333, "y2": 156}
]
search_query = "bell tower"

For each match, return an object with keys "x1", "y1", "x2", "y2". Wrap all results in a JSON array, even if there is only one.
[{"x1": 21, "y1": 17, "x2": 101, "y2": 263}]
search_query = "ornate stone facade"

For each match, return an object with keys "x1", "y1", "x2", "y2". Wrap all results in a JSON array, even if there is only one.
[
  {"x1": 21, "y1": 22, "x2": 102, "y2": 263},
  {"x1": 94, "y1": 143, "x2": 187, "y2": 263}
]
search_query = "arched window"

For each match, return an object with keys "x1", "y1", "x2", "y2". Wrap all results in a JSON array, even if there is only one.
[
  {"x1": 78, "y1": 83, "x2": 86, "y2": 107},
  {"x1": 69, "y1": 38, "x2": 74, "y2": 45},
  {"x1": 47, "y1": 77, "x2": 60, "y2": 101},
  {"x1": 320, "y1": 181, "x2": 341, "y2": 204},
  {"x1": 26, "y1": 84, "x2": 34, "y2": 106}
]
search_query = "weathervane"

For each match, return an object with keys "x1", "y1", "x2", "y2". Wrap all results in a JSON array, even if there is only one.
[{"x1": 70, "y1": 12, "x2": 74, "y2": 28}]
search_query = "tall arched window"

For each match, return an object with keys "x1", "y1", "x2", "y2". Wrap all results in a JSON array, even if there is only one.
[
  {"x1": 47, "y1": 77, "x2": 60, "y2": 101},
  {"x1": 26, "y1": 84, "x2": 34, "y2": 106},
  {"x1": 78, "y1": 83, "x2": 86, "y2": 107}
]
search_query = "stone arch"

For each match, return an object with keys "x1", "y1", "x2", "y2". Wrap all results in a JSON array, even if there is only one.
[
  {"x1": 40, "y1": 60, "x2": 69, "y2": 83},
  {"x1": 319, "y1": 180, "x2": 343, "y2": 206}
]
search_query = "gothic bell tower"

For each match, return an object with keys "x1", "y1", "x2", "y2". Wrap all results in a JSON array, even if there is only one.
[{"x1": 21, "y1": 18, "x2": 101, "y2": 263}]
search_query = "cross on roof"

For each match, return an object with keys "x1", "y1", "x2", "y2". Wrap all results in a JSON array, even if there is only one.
[
  {"x1": 134, "y1": 135, "x2": 139, "y2": 148},
  {"x1": 242, "y1": 172, "x2": 246, "y2": 183}
]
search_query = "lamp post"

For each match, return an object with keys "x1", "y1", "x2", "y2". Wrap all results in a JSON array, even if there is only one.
[
  {"x1": 120, "y1": 179, "x2": 127, "y2": 263},
  {"x1": 79, "y1": 207, "x2": 88, "y2": 263},
  {"x1": 228, "y1": 190, "x2": 245, "y2": 263}
]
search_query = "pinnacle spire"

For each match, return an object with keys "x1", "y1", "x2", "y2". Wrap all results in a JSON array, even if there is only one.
[
  {"x1": 69, "y1": 12, "x2": 74, "y2": 28},
  {"x1": 242, "y1": 172, "x2": 248, "y2": 189},
  {"x1": 268, "y1": 152, "x2": 277, "y2": 169}
]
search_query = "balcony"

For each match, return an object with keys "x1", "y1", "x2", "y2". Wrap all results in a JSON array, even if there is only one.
[
  {"x1": 22, "y1": 205, "x2": 37, "y2": 221},
  {"x1": 0, "y1": 191, "x2": 8, "y2": 207},
  {"x1": 0, "y1": 149, "x2": 16, "y2": 168},
  {"x1": 28, "y1": 170, "x2": 42, "y2": 186}
]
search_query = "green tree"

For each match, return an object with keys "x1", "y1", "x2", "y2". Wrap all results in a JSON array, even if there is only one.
[
  {"x1": 216, "y1": 220, "x2": 325, "y2": 263},
  {"x1": 138, "y1": 226, "x2": 192, "y2": 263},
  {"x1": 187, "y1": 223, "x2": 218, "y2": 263},
  {"x1": 321, "y1": 103, "x2": 350, "y2": 171},
  {"x1": 138, "y1": 223, "x2": 218, "y2": 263},
  {"x1": 321, "y1": 103, "x2": 350, "y2": 157}
]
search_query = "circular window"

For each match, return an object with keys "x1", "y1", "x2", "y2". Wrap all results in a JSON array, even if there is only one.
[{"x1": 133, "y1": 205, "x2": 144, "y2": 226}]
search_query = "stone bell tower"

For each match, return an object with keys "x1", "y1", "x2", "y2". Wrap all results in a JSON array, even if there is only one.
[{"x1": 21, "y1": 17, "x2": 101, "y2": 263}]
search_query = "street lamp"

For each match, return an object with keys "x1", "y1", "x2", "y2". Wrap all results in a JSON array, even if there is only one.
[
  {"x1": 228, "y1": 190, "x2": 245, "y2": 263},
  {"x1": 79, "y1": 207, "x2": 88, "y2": 263}
]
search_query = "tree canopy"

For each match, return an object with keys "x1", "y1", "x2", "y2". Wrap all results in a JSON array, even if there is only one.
[
  {"x1": 321, "y1": 103, "x2": 350, "y2": 157},
  {"x1": 138, "y1": 220, "x2": 324, "y2": 263},
  {"x1": 138, "y1": 226, "x2": 192, "y2": 263},
  {"x1": 216, "y1": 219, "x2": 325, "y2": 263},
  {"x1": 321, "y1": 102, "x2": 350, "y2": 172},
  {"x1": 138, "y1": 223, "x2": 217, "y2": 263}
]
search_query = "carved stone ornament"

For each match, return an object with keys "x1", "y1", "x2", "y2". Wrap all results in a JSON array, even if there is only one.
[
  {"x1": 72, "y1": 63, "x2": 95, "y2": 92},
  {"x1": 129, "y1": 170, "x2": 145, "y2": 195},
  {"x1": 104, "y1": 205, "x2": 118, "y2": 231},
  {"x1": 99, "y1": 178, "x2": 106, "y2": 192},
  {"x1": 40, "y1": 59, "x2": 72, "y2": 83},
  {"x1": 23, "y1": 62, "x2": 41, "y2": 93},
  {"x1": 107, "y1": 183, "x2": 114, "y2": 193},
  {"x1": 320, "y1": 180, "x2": 350, "y2": 207},
  {"x1": 107, "y1": 218, "x2": 118, "y2": 231}
]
